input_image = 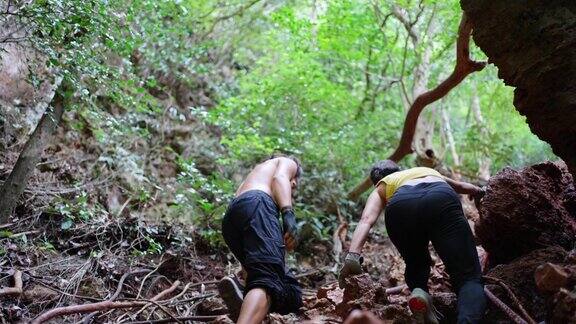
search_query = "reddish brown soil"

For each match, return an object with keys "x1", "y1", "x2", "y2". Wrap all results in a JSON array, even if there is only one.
[{"x1": 476, "y1": 161, "x2": 576, "y2": 265}]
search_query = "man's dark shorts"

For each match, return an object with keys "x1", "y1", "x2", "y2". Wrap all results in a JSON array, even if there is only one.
[{"x1": 221, "y1": 190, "x2": 302, "y2": 314}]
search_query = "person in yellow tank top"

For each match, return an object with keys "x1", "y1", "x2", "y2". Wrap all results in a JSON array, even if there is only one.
[{"x1": 338, "y1": 160, "x2": 486, "y2": 324}]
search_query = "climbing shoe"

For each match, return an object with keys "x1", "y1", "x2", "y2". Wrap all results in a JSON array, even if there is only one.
[
  {"x1": 217, "y1": 276, "x2": 244, "y2": 322},
  {"x1": 408, "y1": 288, "x2": 441, "y2": 324}
]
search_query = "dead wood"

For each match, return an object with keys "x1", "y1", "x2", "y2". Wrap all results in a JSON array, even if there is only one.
[{"x1": 347, "y1": 13, "x2": 486, "y2": 201}]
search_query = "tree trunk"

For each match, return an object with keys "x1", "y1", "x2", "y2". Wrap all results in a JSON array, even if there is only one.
[
  {"x1": 471, "y1": 87, "x2": 490, "y2": 181},
  {"x1": 441, "y1": 105, "x2": 461, "y2": 179},
  {"x1": 412, "y1": 20, "x2": 436, "y2": 164},
  {"x1": 0, "y1": 88, "x2": 65, "y2": 224}
]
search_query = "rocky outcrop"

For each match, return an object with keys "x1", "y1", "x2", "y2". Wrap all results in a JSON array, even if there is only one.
[
  {"x1": 460, "y1": 0, "x2": 576, "y2": 178},
  {"x1": 476, "y1": 162, "x2": 576, "y2": 265}
]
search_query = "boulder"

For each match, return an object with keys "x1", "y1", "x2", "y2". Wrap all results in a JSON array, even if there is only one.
[{"x1": 476, "y1": 162, "x2": 576, "y2": 265}]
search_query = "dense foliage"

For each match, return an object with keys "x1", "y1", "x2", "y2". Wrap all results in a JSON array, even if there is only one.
[{"x1": 1, "y1": 0, "x2": 554, "y2": 249}]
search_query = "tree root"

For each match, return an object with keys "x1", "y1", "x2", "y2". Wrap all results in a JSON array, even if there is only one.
[
  {"x1": 32, "y1": 279, "x2": 181, "y2": 324},
  {"x1": 0, "y1": 270, "x2": 23, "y2": 297},
  {"x1": 484, "y1": 286, "x2": 527, "y2": 324},
  {"x1": 484, "y1": 276, "x2": 537, "y2": 324},
  {"x1": 82, "y1": 269, "x2": 150, "y2": 324}
]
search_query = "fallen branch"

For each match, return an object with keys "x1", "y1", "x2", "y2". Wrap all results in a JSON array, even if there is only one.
[
  {"x1": 484, "y1": 276, "x2": 537, "y2": 324},
  {"x1": 347, "y1": 12, "x2": 486, "y2": 201},
  {"x1": 32, "y1": 280, "x2": 180, "y2": 324},
  {"x1": 0, "y1": 270, "x2": 23, "y2": 297},
  {"x1": 484, "y1": 286, "x2": 527, "y2": 324},
  {"x1": 1, "y1": 230, "x2": 39, "y2": 239}
]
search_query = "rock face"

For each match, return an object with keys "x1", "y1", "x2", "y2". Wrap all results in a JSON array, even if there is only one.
[
  {"x1": 460, "y1": 0, "x2": 576, "y2": 178},
  {"x1": 476, "y1": 162, "x2": 576, "y2": 265}
]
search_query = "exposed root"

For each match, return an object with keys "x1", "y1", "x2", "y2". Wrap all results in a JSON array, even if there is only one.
[
  {"x1": 484, "y1": 276, "x2": 537, "y2": 324},
  {"x1": 484, "y1": 286, "x2": 527, "y2": 324},
  {"x1": 31, "y1": 280, "x2": 181, "y2": 324},
  {"x1": 0, "y1": 270, "x2": 23, "y2": 297}
]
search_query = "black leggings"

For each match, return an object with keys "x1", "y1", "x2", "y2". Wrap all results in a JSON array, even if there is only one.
[{"x1": 385, "y1": 182, "x2": 486, "y2": 323}]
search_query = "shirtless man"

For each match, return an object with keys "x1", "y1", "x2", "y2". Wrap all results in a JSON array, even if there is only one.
[
  {"x1": 218, "y1": 155, "x2": 303, "y2": 323},
  {"x1": 339, "y1": 160, "x2": 486, "y2": 324}
]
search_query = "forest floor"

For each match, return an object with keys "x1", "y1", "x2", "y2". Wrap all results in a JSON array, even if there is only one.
[
  {"x1": 2, "y1": 163, "x2": 576, "y2": 323},
  {"x1": 1, "y1": 117, "x2": 575, "y2": 323},
  {"x1": 0, "y1": 206, "x2": 408, "y2": 323}
]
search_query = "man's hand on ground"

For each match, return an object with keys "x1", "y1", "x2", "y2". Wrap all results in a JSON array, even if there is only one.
[
  {"x1": 281, "y1": 207, "x2": 298, "y2": 251},
  {"x1": 338, "y1": 252, "x2": 363, "y2": 288}
]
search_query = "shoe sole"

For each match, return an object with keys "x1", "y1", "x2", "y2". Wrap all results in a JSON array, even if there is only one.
[
  {"x1": 408, "y1": 296, "x2": 428, "y2": 323},
  {"x1": 217, "y1": 277, "x2": 243, "y2": 322}
]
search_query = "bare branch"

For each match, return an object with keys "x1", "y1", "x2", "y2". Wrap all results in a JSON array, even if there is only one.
[{"x1": 391, "y1": 5, "x2": 418, "y2": 43}]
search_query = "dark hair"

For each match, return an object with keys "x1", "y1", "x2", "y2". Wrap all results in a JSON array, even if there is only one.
[
  {"x1": 370, "y1": 160, "x2": 400, "y2": 185},
  {"x1": 269, "y1": 153, "x2": 303, "y2": 179}
]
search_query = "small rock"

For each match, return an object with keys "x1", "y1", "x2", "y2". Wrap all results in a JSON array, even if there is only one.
[
  {"x1": 535, "y1": 263, "x2": 569, "y2": 293},
  {"x1": 316, "y1": 282, "x2": 344, "y2": 305}
]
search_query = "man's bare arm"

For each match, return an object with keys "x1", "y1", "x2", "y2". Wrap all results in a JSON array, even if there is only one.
[
  {"x1": 271, "y1": 158, "x2": 297, "y2": 208},
  {"x1": 348, "y1": 189, "x2": 385, "y2": 253}
]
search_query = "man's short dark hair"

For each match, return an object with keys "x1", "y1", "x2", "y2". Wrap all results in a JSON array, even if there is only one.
[
  {"x1": 269, "y1": 153, "x2": 303, "y2": 179},
  {"x1": 370, "y1": 160, "x2": 400, "y2": 185}
]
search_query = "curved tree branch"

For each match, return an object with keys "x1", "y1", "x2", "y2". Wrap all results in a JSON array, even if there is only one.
[{"x1": 347, "y1": 13, "x2": 485, "y2": 201}]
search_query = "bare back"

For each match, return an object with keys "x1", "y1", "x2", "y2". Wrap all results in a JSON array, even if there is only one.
[
  {"x1": 236, "y1": 157, "x2": 299, "y2": 209},
  {"x1": 236, "y1": 159, "x2": 280, "y2": 197}
]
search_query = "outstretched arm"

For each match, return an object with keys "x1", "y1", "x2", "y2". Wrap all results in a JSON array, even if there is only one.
[
  {"x1": 348, "y1": 189, "x2": 385, "y2": 253},
  {"x1": 442, "y1": 176, "x2": 484, "y2": 196},
  {"x1": 339, "y1": 187, "x2": 385, "y2": 288},
  {"x1": 271, "y1": 157, "x2": 297, "y2": 209}
]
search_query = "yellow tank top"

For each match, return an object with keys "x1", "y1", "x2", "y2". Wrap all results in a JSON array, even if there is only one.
[{"x1": 377, "y1": 167, "x2": 443, "y2": 200}]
